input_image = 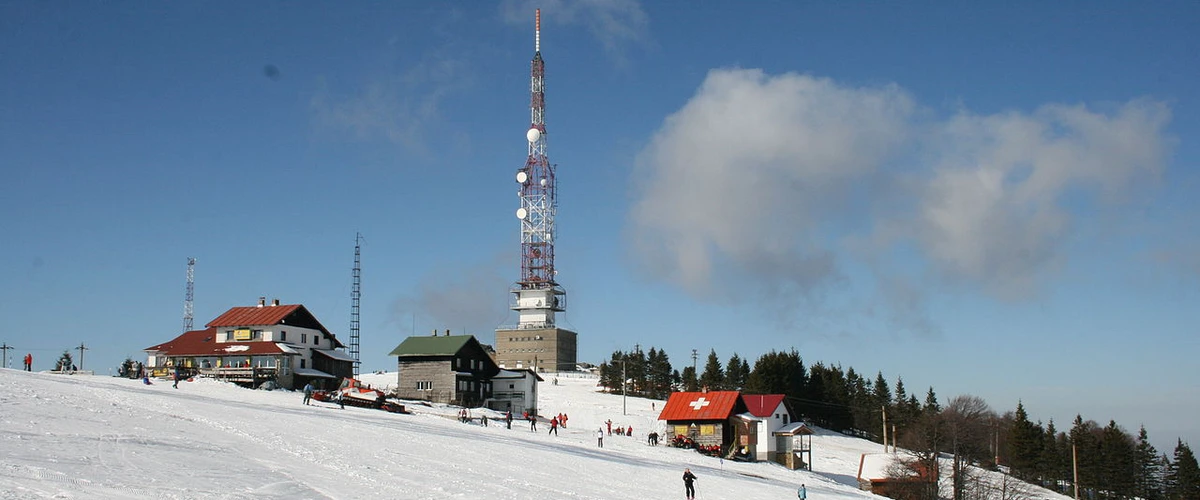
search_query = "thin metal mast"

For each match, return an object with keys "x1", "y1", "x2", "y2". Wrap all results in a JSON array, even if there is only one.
[
  {"x1": 183, "y1": 257, "x2": 195, "y2": 332},
  {"x1": 350, "y1": 233, "x2": 362, "y2": 377}
]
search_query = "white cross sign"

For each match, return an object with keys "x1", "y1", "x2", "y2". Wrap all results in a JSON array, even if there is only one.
[{"x1": 689, "y1": 397, "x2": 711, "y2": 411}]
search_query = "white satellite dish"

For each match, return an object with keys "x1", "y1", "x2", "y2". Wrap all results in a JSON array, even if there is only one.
[
  {"x1": 516, "y1": 171, "x2": 528, "y2": 183},
  {"x1": 516, "y1": 208, "x2": 528, "y2": 220},
  {"x1": 539, "y1": 178, "x2": 547, "y2": 187},
  {"x1": 526, "y1": 128, "x2": 541, "y2": 143}
]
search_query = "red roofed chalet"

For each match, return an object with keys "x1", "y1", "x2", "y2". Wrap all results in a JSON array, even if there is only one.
[
  {"x1": 658, "y1": 391, "x2": 746, "y2": 454},
  {"x1": 144, "y1": 298, "x2": 353, "y2": 390},
  {"x1": 738, "y1": 394, "x2": 799, "y2": 462}
]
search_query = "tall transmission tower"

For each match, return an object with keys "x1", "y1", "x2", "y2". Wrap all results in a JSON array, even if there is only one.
[
  {"x1": 511, "y1": 8, "x2": 566, "y2": 329},
  {"x1": 183, "y1": 257, "x2": 196, "y2": 332},
  {"x1": 350, "y1": 233, "x2": 362, "y2": 377}
]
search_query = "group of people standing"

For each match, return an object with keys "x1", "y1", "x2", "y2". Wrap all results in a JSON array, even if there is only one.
[{"x1": 22, "y1": 353, "x2": 32, "y2": 371}]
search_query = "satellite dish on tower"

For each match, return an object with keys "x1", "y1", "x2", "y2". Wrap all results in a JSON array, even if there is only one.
[
  {"x1": 516, "y1": 208, "x2": 528, "y2": 220},
  {"x1": 526, "y1": 128, "x2": 541, "y2": 142},
  {"x1": 516, "y1": 171, "x2": 528, "y2": 183},
  {"x1": 540, "y1": 178, "x2": 547, "y2": 187}
]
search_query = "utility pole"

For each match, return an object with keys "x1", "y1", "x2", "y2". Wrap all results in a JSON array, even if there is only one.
[
  {"x1": 882, "y1": 405, "x2": 889, "y2": 453},
  {"x1": 619, "y1": 358, "x2": 628, "y2": 415},
  {"x1": 1072, "y1": 443, "x2": 1080, "y2": 500},
  {"x1": 0, "y1": 343, "x2": 11, "y2": 368},
  {"x1": 77, "y1": 343, "x2": 88, "y2": 371}
]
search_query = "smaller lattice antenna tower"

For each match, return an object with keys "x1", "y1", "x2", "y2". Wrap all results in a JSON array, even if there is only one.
[
  {"x1": 183, "y1": 257, "x2": 196, "y2": 332},
  {"x1": 350, "y1": 233, "x2": 362, "y2": 377}
]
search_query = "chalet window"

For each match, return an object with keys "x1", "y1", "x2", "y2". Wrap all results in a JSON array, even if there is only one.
[
  {"x1": 301, "y1": 333, "x2": 307, "y2": 344},
  {"x1": 280, "y1": 331, "x2": 286, "y2": 341},
  {"x1": 300, "y1": 359, "x2": 306, "y2": 369},
  {"x1": 313, "y1": 335, "x2": 319, "y2": 346},
  {"x1": 783, "y1": 414, "x2": 789, "y2": 424},
  {"x1": 416, "y1": 381, "x2": 432, "y2": 391},
  {"x1": 252, "y1": 329, "x2": 262, "y2": 340}
]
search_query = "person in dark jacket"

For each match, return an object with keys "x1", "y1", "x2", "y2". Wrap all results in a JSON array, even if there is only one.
[{"x1": 683, "y1": 468, "x2": 697, "y2": 499}]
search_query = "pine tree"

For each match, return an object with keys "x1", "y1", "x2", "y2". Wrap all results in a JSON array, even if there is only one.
[
  {"x1": 723, "y1": 353, "x2": 749, "y2": 390},
  {"x1": 55, "y1": 351, "x2": 73, "y2": 371},
  {"x1": 1134, "y1": 425, "x2": 1164, "y2": 500},
  {"x1": 1009, "y1": 401, "x2": 1040, "y2": 479},
  {"x1": 1039, "y1": 419, "x2": 1067, "y2": 490},
  {"x1": 699, "y1": 349, "x2": 724, "y2": 390},
  {"x1": 745, "y1": 350, "x2": 806, "y2": 398},
  {"x1": 680, "y1": 366, "x2": 698, "y2": 392},
  {"x1": 1166, "y1": 439, "x2": 1200, "y2": 500},
  {"x1": 1070, "y1": 415, "x2": 1100, "y2": 496},
  {"x1": 646, "y1": 348, "x2": 674, "y2": 399},
  {"x1": 1098, "y1": 420, "x2": 1136, "y2": 498},
  {"x1": 922, "y1": 387, "x2": 940, "y2": 415}
]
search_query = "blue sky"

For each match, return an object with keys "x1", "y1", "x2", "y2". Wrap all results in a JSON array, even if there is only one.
[{"x1": 2, "y1": 1, "x2": 1197, "y2": 452}]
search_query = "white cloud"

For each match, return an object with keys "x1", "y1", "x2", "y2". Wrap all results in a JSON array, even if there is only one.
[
  {"x1": 390, "y1": 254, "x2": 512, "y2": 337},
  {"x1": 310, "y1": 48, "x2": 473, "y2": 153},
  {"x1": 629, "y1": 69, "x2": 913, "y2": 304},
  {"x1": 629, "y1": 68, "x2": 1173, "y2": 328},
  {"x1": 917, "y1": 100, "x2": 1171, "y2": 296}
]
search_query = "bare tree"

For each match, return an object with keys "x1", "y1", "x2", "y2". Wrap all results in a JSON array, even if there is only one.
[
  {"x1": 894, "y1": 407, "x2": 945, "y2": 500},
  {"x1": 943, "y1": 395, "x2": 997, "y2": 500}
]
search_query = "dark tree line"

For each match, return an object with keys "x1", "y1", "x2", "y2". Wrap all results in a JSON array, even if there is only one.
[{"x1": 595, "y1": 347, "x2": 1198, "y2": 500}]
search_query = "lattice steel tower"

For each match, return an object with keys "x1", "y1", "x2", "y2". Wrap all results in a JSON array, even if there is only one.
[
  {"x1": 496, "y1": 9, "x2": 577, "y2": 373},
  {"x1": 350, "y1": 233, "x2": 362, "y2": 377},
  {"x1": 511, "y1": 8, "x2": 566, "y2": 329},
  {"x1": 183, "y1": 257, "x2": 195, "y2": 332}
]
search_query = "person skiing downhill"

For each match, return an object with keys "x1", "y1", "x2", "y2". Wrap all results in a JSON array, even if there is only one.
[
  {"x1": 548, "y1": 416, "x2": 558, "y2": 435},
  {"x1": 682, "y1": 468, "x2": 697, "y2": 500}
]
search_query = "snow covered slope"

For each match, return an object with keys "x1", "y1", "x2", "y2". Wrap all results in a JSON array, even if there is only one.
[{"x1": 0, "y1": 369, "x2": 1066, "y2": 499}]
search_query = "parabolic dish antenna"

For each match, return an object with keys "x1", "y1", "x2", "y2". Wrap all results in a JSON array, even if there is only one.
[
  {"x1": 526, "y1": 128, "x2": 541, "y2": 143},
  {"x1": 539, "y1": 178, "x2": 547, "y2": 187},
  {"x1": 516, "y1": 207, "x2": 528, "y2": 220},
  {"x1": 516, "y1": 171, "x2": 528, "y2": 183}
]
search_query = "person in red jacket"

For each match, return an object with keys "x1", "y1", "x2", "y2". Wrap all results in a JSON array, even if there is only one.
[{"x1": 23, "y1": 353, "x2": 32, "y2": 371}]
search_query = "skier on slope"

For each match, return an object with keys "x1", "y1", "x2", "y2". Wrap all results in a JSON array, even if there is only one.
[{"x1": 682, "y1": 468, "x2": 697, "y2": 500}]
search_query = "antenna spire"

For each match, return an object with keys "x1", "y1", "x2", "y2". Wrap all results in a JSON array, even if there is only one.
[{"x1": 535, "y1": 9, "x2": 541, "y2": 52}]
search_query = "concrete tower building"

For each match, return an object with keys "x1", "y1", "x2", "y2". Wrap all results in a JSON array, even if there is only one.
[{"x1": 494, "y1": 9, "x2": 577, "y2": 373}]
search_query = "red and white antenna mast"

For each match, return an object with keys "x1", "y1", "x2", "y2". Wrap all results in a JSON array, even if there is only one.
[{"x1": 512, "y1": 8, "x2": 565, "y2": 329}]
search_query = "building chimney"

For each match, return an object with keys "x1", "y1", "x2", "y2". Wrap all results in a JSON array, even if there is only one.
[
  {"x1": 271, "y1": 298, "x2": 280, "y2": 306},
  {"x1": 257, "y1": 297, "x2": 266, "y2": 308},
  {"x1": 445, "y1": 329, "x2": 450, "y2": 336}
]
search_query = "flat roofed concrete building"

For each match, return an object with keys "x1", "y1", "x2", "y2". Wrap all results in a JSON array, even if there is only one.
[{"x1": 493, "y1": 327, "x2": 576, "y2": 373}]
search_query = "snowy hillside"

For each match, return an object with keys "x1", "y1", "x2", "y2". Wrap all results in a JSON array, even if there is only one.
[{"x1": 0, "y1": 369, "x2": 1069, "y2": 499}]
